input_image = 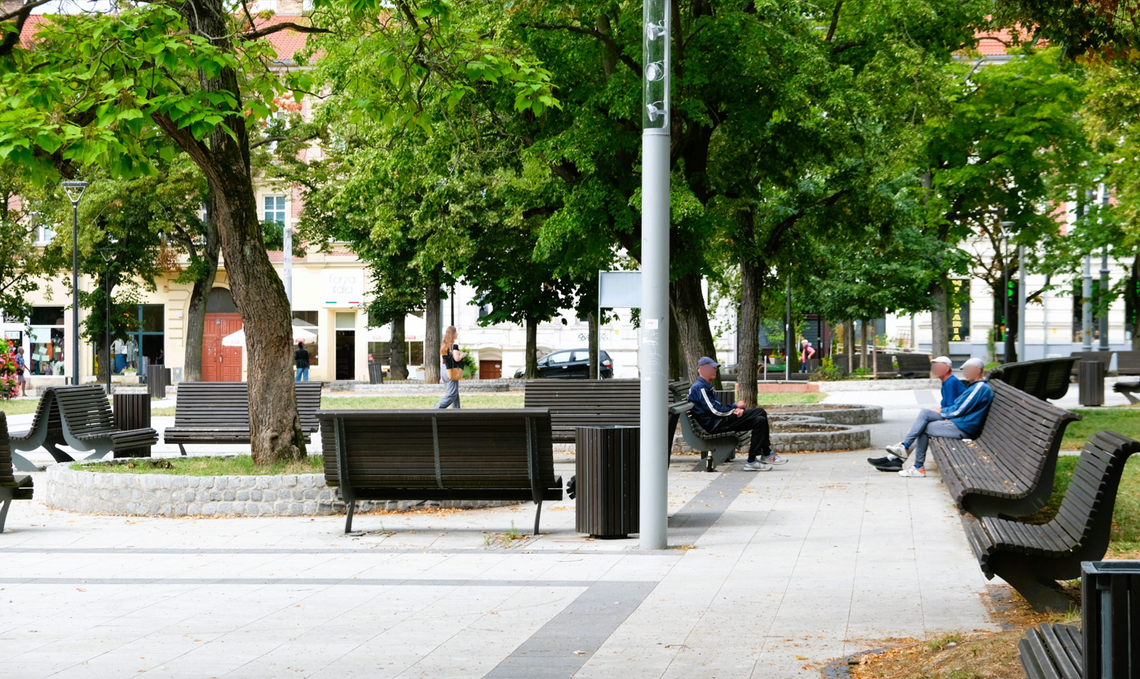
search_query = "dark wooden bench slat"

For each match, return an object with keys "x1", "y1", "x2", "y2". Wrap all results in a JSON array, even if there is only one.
[
  {"x1": 0, "y1": 411, "x2": 34, "y2": 532},
  {"x1": 165, "y1": 382, "x2": 321, "y2": 452}
]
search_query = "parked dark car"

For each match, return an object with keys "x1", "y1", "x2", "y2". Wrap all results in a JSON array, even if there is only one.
[{"x1": 514, "y1": 349, "x2": 613, "y2": 379}]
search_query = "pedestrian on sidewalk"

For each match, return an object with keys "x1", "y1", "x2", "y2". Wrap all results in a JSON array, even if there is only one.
[
  {"x1": 688, "y1": 356, "x2": 786, "y2": 471},
  {"x1": 433, "y1": 326, "x2": 463, "y2": 409},
  {"x1": 294, "y1": 341, "x2": 310, "y2": 382},
  {"x1": 799, "y1": 339, "x2": 816, "y2": 374},
  {"x1": 868, "y1": 355, "x2": 963, "y2": 471},
  {"x1": 869, "y1": 357, "x2": 993, "y2": 478},
  {"x1": 14, "y1": 346, "x2": 27, "y2": 397}
]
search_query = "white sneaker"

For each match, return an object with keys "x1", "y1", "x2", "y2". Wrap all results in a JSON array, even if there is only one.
[
  {"x1": 743, "y1": 460, "x2": 772, "y2": 472},
  {"x1": 898, "y1": 467, "x2": 926, "y2": 478},
  {"x1": 760, "y1": 453, "x2": 788, "y2": 466},
  {"x1": 885, "y1": 443, "x2": 907, "y2": 459}
]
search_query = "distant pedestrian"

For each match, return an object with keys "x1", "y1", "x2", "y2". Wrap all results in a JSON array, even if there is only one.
[
  {"x1": 112, "y1": 338, "x2": 126, "y2": 374},
  {"x1": 799, "y1": 339, "x2": 816, "y2": 374},
  {"x1": 433, "y1": 326, "x2": 463, "y2": 409},
  {"x1": 294, "y1": 341, "x2": 310, "y2": 382},
  {"x1": 14, "y1": 347, "x2": 27, "y2": 397}
]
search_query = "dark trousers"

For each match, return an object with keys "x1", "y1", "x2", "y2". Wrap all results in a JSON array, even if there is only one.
[{"x1": 713, "y1": 408, "x2": 771, "y2": 461}]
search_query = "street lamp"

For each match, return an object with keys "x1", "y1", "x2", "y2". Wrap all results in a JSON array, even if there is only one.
[
  {"x1": 640, "y1": 0, "x2": 671, "y2": 551},
  {"x1": 99, "y1": 247, "x2": 115, "y2": 394},
  {"x1": 999, "y1": 221, "x2": 1014, "y2": 364},
  {"x1": 61, "y1": 180, "x2": 89, "y2": 385}
]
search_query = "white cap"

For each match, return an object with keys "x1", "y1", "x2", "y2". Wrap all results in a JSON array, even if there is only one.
[
  {"x1": 932, "y1": 355, "x2": 952, "y2": 366},
  {"x1": 962, "y1": 357, "x2": 986, "y2": 370}
]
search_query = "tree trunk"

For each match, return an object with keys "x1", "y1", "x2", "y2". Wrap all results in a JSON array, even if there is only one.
[
  {"x1": 1131, "y1": 254, "x2": 1140, "y2": 351},
  {"x1": 930, "y1": 279, "x2": 950, "y2": 358},
  {"x1": 182, "y1": 198, "x2": 220, "y2": 383},
  {"x1": 738, "y1": 258, "x2": 763, "y2": 408},
  {"x1": 669, "y1": 271, "x2": 719, "y2": 380},
  {"x1": 525, "y1": 314, "x2": 538, "y2": 378},
  {"x1": 160, "y1": 0, "x2": 302, "y2": 464},
  {"x1": 389, "y1": 316, "x2": 408, "y2": 379},
  {"x1": 424, "y1": 272, "x2": 441, "y2": 385},
  {"x1": 669, "y1": 308, "x2": 685, "y2": 381},
  {"x1": 844, "y1": 319, "x2": 853, "y2": 372},
  {"x1": 872, "y1": 324, "x2": 878, "y2": 379},
  {"x1": 587, "y1": 310, "x2": 599, "y2": 379},
  {"x1": 860, "y1": 320, "x2": 869, "y2": 370}
]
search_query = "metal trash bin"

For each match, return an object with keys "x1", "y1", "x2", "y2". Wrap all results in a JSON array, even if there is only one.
[
  {"x1": 1081, "y1": 560, "x2": 1140, "y2": 678},
  {"x1": 368, "y1": 363, "x2": 384, "y2": 385},
  {"x1": 575, "y1": 425, "x2": 639, "y2": 539},
  {"x1": 147, "y1": 365, "x2": 171, "y2": 399},
  {"x1": 1079, "y1": 360, "x2": 1105, "y2": 407},
  {"x1": 113, "y1": 392, "x2": 152, "y2": 458}
]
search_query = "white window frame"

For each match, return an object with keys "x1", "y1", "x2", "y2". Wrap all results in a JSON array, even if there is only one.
[{"x1": 263, "y1": 195, "x2": 287, "y2": 226}]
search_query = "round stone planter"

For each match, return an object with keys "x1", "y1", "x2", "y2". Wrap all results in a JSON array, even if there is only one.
[
  {"x1": 769, "y1": 422, "x2": 871, "y2": 453},
  {"x1": 762, "y1": 403, "x2": 883, "y2": 425},
  {"x1": 43, "y1": 462, "x2": 517, "y2": 518}
]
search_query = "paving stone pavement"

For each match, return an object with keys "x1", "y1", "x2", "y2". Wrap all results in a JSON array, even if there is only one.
[{"x1": 1, "y1": 391, "x2": 1004, "y2": 678}]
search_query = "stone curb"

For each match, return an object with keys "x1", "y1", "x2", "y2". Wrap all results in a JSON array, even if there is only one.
[
  {"x1": 43, "y1": 463, "x2": 519, "y2": 518},
  {"x1": 818, "y1": 378, "x2": 939, "y2": 392}
]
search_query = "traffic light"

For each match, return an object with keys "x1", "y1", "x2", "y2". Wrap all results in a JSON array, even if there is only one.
[{"x1": 1006, "y1": 279, "x2": 1016, "y2": 302}]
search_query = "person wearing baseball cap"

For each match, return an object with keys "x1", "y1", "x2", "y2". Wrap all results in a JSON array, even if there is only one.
[
  {"x1": 687, "y1": 356, "x2": 786, "y2": 471},
  {"x1": 872, "y1": 357, "x2": 993, "y2": 478},
  {"x1": 868, "y1": 355, "x2": 963, "y2": 471}
]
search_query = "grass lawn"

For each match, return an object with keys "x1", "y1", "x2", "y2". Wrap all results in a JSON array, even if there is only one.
[
  {"x1": 0, "y1": 399, "x2": 42, "y2": 416},
  {"x1": 755, "y1": 392, "x2": 825, "y2": 405},
  {"x1": 77, "y1": 455, "x2": 324, "y2": 476},
  {"x1": 1061, "y1": 406, "x2": 1140, "y2": 449}
]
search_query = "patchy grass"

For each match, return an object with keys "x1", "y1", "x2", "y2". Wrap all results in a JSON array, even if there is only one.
[
  {"x1": 76, "y1": 455, "x2": 324, "y2": 476},
  {"x1": 755, "y1": 392, "x2": 825, "y2": 405},
  {"x1": 321, "y1": 394, "x2": 524, "y2": 410},
  {"x1": 0, "y1": 399, "x2": 41, "y2": 415},
  {"x1": 1061, "y1": 406, "x2": 1140, "y2": 450}
]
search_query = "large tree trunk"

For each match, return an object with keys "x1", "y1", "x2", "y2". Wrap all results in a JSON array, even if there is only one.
[
  {"x1": 843, "y1": 319, "x2": 853, "y2": 372},
  {"x1": 587, "y1": 310, "x2": 599, "y2": 379},
  {"x1": 930, "y1": 279, "x2": 950, "y2": 358},
  {"x1": 669, "y1": 308, "x2": 685, "y2": 381},
  {"x1": 424, "y1": 273, "x2": 441, "y2": 385},
  {"x1": 669, "y1": 271, "x2": 719, "y2": 380},
  {"x1": 738, "y1": 258, "x2": 763, "y2": 408},
  {"x1": 182, "y1": 198, "x2": 220, "y2": 383},
  {"x1": 159, "y1": 0, "x2": 302, "y2": 464},
  {"x1": 860, "y1": 320, "x2": 869, "y2": 370},
  {"x1": 389, "y1": 316, "x2": 408, "y2": 379},
  {"x1": 524, "y1": 314, "x2": 538, "y2": 378}
]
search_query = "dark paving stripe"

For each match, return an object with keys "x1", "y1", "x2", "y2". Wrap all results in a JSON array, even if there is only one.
[
  {"x1": 668, "y1": 469, "x2": 756, "y2": 546},
  {"x1": 0, "y1": 577, "x2": 638, "y2": 588},
  {"x1": 484, "y1": 580, "x2": 657, "y2": 679}
]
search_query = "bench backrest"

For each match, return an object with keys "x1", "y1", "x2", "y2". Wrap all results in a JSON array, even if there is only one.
[
  {"x1": 1116, "y1": 350, "x2": 1140, "y2": 376},
  {"x1": 974, "y1": 379, "x2": 1081, "y2": 484},
  {"x1": 174, "y1": 382, "x2": 322, "y2": 432},
  {"x1": 525, "y1": 380, "x2": 682, "y2": 441},
  {"x1": 317, "y1": 409, "x2": 557, "y2": 491},
  {"x1": 989, "y1": 357, "x2": 1077, "y2": 401},
  {"x1": 895, "y1": 354, "x2": 931, "y2": 372},
  {"x1": 0, "y1": 412, "x2": 15, "y2": 488},
  {"x1": 50, "y1": 385, "x2": 116, "y2": 435},
  {"x1": 1053, "y1": 431, "x2": 1140, "y2": 552},
  {"x1": 1070, "y1": 351, "x2": 1113, "y2": 378}
]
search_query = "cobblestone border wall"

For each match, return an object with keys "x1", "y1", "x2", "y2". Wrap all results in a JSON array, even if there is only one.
[
  {"x1": 763, "y1": 404, "x2": 883, "y2": 425},
  {"x1": 43, "y1": 463, "x2": 517, "y2": 517}
]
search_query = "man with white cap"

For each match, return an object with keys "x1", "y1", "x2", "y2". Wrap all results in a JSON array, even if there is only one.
[
  {"x1": 868, "y1": 355, "x2": 963, "y2": 471},
  {"x1": 687, "y1": 356, "x2": 786, "y2": 471},
  {"x1": 873, "y1": 357, "x2": 993, "y2": 477}
]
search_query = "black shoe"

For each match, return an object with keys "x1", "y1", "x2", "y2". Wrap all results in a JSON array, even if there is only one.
[
  {"x1": 875, "y1": 459, "x2": 903, "y2": 472},
  {"x1": 867, "y1": 456, "x2": 890, "y2": 466}
]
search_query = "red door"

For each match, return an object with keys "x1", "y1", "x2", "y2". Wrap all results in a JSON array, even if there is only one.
[
  {"x1": 203, "y1": 313, "x2": 243, "y2": 382},
  {"x1": 479, "y1": 360, "x2": 502, "y2": 380}
]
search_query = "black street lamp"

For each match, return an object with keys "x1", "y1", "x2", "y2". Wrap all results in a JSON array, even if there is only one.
[
  {"x1": 61, "y1": 180, "x2": 89, "y2": 385},
  {"x1": 999, "y1": 221, "x2": 1015, "y2": 364},
  {"x1": 99, "y1": 247, "x2": 115, "y2": 394}
]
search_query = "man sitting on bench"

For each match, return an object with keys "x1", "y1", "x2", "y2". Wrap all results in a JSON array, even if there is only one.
[
  {"x1": 688, "y1": 356, "x2": 786, "y2": 471},
  {"x1": 867, "y1": 355, "x2": 963, "y2": 471},
  {"x1": 869, "y1": 357, "x2": 993, "y2": 477}
]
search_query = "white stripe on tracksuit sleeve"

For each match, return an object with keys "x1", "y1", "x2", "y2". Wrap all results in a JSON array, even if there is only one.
[
  {"x1": 701, "y1": 388, "x2": 734, "y2": 417},
  {"x1": 943, "y1": 383, "x2": 983, "y2": 419}
]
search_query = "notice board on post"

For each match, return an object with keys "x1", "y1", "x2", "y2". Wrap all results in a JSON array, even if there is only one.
[{"x1": 595, "y1": 271, "x2": 641, "y2": 379}]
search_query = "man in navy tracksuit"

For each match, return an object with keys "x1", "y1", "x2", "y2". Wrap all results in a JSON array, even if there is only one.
[
  {"x1": 868, "y1": 355, "x2": 963, "y2": 471},
  {"x1": 688, "y1": 356, "x2": 787, "y2": 471},
  {"x1": 871, "y1": 357, "x2": 994, "y2": 477}
]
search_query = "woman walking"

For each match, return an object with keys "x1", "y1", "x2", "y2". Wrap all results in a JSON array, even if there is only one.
[{"x1": 433, "y1": 326, "x2": 464, "y2": 409}]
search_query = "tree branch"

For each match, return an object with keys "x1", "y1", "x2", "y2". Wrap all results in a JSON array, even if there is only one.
[
  {"x1": 244, "y1": 22, "x2": 330, "y2": 41},
  {"x1": 0, "y1": 0, "x2": 54, "y2": 58},
  {"x1": 825, "y1": 1, "x2": 842, "y2": 42},
  {"x1": 521, "y1": 22, "x2": 641, "y2": 76}
]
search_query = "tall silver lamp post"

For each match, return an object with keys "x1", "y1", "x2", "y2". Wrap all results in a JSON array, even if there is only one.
[
  {"x1": 639, "y1": 0, "x2": 670, "y2": 550},
  {"x1": 61, "y1": 181, "x2": 89, "y2": 385}
]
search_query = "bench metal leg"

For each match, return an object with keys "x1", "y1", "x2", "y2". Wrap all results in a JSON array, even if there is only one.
[
  {"x1": 10, "y1": 451, "x2": 39, "y2": 472},
  {"x1": 1123, "y1": 391, "x2": 1140, "y2": 405},
  {"x1": 0, "y1": 496, "x2": 11, "y2": 533},
  {"x1": 178, "y1": 444, "x2": 187, "y2": 457},
  {"x1": 344, "y1": 499, "x2": 356, "y2": 534},
  {"x1": 998, "y1": 568, "x2": 1075, "y2": 613},
  {"x1": 45, "y1": 443, "x2": 74, "y2": 464},
  {"x1": 533, "y1": 501, "x2": 542, "y2": 536}
]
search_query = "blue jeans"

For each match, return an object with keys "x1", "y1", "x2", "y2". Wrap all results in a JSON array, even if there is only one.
[
  {"x1": 902, "y1": 409, "x2": 965, "y2": 469},
  {"x1": 295, "y1": 367, "x2": 309, "y2": 382},
  {"x1": 114, "y1": 354, "x2": 127, "y2": 374},
  {"x1": 432, "y1": 372, "x2": 460, "y2": 409}
]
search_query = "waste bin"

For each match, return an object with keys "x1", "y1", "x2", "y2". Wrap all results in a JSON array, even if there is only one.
[
  {"x1": 368, "y1": 362, "x2": 384, "y2": 385},
  {"x1": 1079, "y1": 360, "x2": 1105, "y2": 407},
  {"x1": 1081, "y1": 560, "x2": 1140, "y2": 678},
  {"x1": 147, "y1": 365, "x2": 171, "y2": 399},
  {"x1": 113, "y1": 392, "x2": 152, "y2": 458},
  {"x1": 575, "y1": 425, "x2": 639, "y2": 538}
]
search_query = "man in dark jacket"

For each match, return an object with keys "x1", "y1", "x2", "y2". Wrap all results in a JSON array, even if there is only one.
[
  {"x1": 294, "y1": 341, "x2": 310, "y2": 382},
  {"x1": 687, "y1": 356, "x2": 786, "y2": 471}
]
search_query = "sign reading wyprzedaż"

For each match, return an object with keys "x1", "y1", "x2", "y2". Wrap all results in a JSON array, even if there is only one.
[{"x1": 322, "y1": 269, "x2": 364, "y2": 307}]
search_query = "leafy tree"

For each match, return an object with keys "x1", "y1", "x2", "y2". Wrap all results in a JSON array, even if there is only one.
[{"x1": 0, "y1": 165, "x2": 59, "y2": 323}]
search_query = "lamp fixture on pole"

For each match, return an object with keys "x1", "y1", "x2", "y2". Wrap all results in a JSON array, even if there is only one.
[{"x1": 62, "y1": 181, "x2": 89, "y2": 386}]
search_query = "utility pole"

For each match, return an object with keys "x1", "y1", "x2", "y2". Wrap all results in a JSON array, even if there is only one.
[
  {"x1": 639, "y1": 0, "x2": 670, "y2": 551},
  {"x1": 1099, "y1": 247, "x2": 1110, "y2": 351},
  {"x1": 785, "y1": 274, "x2": 791, "y2": 382},
  {"x1": 1000, "y1": 222, "x2": 1013, "y2": 363},
  {"x1": 1083, "y1": 254, "x2": 1093, "y2": 351},
  {"x1": 1017, "y1": 244, "x2": 1026, "y2": 361}
]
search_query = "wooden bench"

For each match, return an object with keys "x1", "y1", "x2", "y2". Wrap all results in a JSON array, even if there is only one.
[
  {"x1": 318, "y1": 409, "x2": 563, "y2": 535},
  {"x1": 895, "y1": 353, "x2": 931, "y2": 378},
  {"x1": 667, "y1": 381, "x2": 748, "y2": 472},
  {"x1": 1113, "y1": 377, "x2": 1140, "y2": 405},
  {"x1": 1116, "y1": 350, "x2": 1140, "y2": 376},
  {"x1": 933, "y1": 379, "x2": 1080, "y2": 519},
  {"x1": 989, "y1": 357, "x2": 1077, "y2": 402},
  {"x1": 0, "y1": 412, "x2": 34, "y2": 533},
  {"x1": 964, "y1": 430, "x2": 1140, "y2": 611},
  {"x1": 1070, "y1": 350, "x2": 1113, "y2": 378},
  {"x1": 164, "y1": 382, "x2": 323, "y2": 455},
  {"x1": 9, "y1": 386, "x2": 158, "y2": 465},
  {"x1": 1020, "y1": 622, "x2": 1083, "y2": 679}
]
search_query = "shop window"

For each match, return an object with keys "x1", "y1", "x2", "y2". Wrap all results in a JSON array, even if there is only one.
[
  {"x1": 368, "y1": 341, "x2": 424, "y2": 367},
  {"x1": 292, "y1": 310, "x2": 319, "y2": 366},
  {"x1": 29, "y1": 305, "x2": 65, "y2": 376}
]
